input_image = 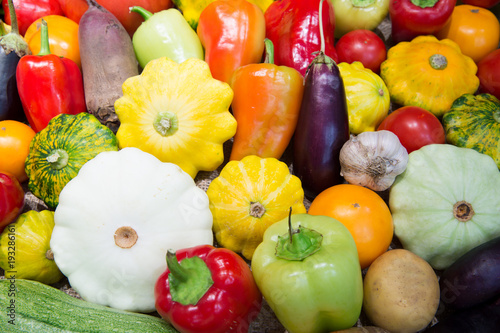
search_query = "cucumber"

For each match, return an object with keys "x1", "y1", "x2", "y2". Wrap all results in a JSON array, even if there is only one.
[{"x1": 0, "y1": 279, "x2": 178, "y2": 332}]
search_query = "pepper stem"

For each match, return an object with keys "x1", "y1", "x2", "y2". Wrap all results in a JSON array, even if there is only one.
[
  {"x1": 129, "y1": 6, "x2": 153, "y2": 20},
  {"x1": 37, "y1": 19, "x2": 51, "y2": 56},
  {"x1": 263, "y1": 38, "x2": 275, "y2": 64},
  {"x1": 7, "y1": 0, "x2": 19, "y2": 36},
  {"x1": 167, "y1": 250, "x2": 214, "y2": 306},
  {"x1": 275, "y1": 209, "x2": 323, "y2": 261}
]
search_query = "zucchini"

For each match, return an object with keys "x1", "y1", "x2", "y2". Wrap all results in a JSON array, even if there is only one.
[{"x1": 0, "y1": 279, "x2": 178, "y2": 332}]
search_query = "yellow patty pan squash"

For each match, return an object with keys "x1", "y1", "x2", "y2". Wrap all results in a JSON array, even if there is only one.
[
  {"x1": 206, "y1": 155, "x2": 307, "y2": 260},
  {"x1": 115, "y1": 57, "x2": 236, "y2": 179},
  {"x1": 338, "y1": 61, "x2": 390, "y2": 134},
  {"x1": 0, "y1": 210, "x2": 63, "y2": 285},
  {"x1": 380, "y1": 35, "x2": 479, "y2": 118}
]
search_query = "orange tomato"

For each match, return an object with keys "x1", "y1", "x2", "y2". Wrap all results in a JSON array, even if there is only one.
[
  {"x1": 0, "y1": 121, "x2": 36, "y2": 183},
  {"x1": 308, "y1": 184, "x2": 393, "y2": 269},
  {"x1": 24, "y1": 15, "x2": 81, "y2": 69},
  {"x1": 436, "y1": 4, "x2": 500, "y2": 63}
]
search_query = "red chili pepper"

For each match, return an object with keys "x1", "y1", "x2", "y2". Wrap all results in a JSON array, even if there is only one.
[
  {"x1": 197, "y1": 0, "x2": 266, "y2": 84},
  {"x1": 16, "y1": 19, "x2": 86, "y2": 133},
  {"x1": 389, "y1": 0, "x2": 456, "y2": 44},
  {"x1": 155, "y1": 245, "x2": 262, "y2": 333},
  {"x1": 264, "y1": 0, "x2": 338, "y2": 77},
  {"x1": 2, "y1": 0, "x2": 63, "y2": 36}
]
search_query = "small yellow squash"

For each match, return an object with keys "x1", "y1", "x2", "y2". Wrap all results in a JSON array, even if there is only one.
[
  {"x1": 338, "y1": 61, "x2": 390, "y2": 134},
  {"x1": 0, "y1": 210, "x2": 63, "y2": 284},
  {"x1": 206, "y1": 155, "x2": 306, "y2": 260},
  {"x1": 380, "y1": 35, "x2": 479, "y2": 117},
  {"x1": 114, "y1": 57, "x2": 237, "y2": 179}
]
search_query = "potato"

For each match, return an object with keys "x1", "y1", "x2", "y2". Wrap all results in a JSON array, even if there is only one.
[{"x1": 362, "y1": 249, "x2": 440, "y2": 333}]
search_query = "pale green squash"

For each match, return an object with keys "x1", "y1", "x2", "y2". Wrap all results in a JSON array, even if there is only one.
[{"x1": 389, "y1": 144, "x2": 500, "y2": 270}]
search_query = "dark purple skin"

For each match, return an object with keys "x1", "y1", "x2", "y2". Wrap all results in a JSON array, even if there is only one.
[
  {"x1": 292, "y1": 52, "x2": 350, "y2": 200},
  {"x1": 425, "y1": 296, "x2": 500, "y2": 333},
  {"x1": 439, "y1": 236, "x2": 500, "y2": 310}
]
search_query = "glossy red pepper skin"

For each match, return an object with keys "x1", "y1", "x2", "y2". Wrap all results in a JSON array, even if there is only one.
[
  {"x1": 2, "y1": 0, "x2": 63, "y2": 36},
  {"x1": 389, "y1": 0, "x2": 456, "y2": 44},
  {"x1": 16, "y1": 54, "x2": 86, "y2": 133},
  {"x1": 155, "y1": 245, "x2": 262, "y2": 333},
  {"x1": 264, "y1": 0, "x2": 338, "y2": 77},
  {"x1": 16, "y1": 20, "x2": 86, "y2": 133}
]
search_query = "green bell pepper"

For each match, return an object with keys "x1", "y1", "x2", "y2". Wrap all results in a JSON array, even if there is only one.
[
  {"x1": 131, "y1": 6, "x2": 204, "y2": 68},
  {"x1": 251, "y1": 212, "x2": 363, "y2": 333}
]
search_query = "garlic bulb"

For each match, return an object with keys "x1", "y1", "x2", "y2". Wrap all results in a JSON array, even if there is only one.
[{"x1": 339, "y1": 130, "x2": 409, "y2": 191}]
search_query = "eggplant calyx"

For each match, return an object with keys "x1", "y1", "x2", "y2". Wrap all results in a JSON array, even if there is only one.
[{"x1": 0, "y1": 32, "x2": 31, "y2": 57}]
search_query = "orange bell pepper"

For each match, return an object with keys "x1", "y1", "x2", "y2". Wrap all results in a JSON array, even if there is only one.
[
  {"x1": 229, "y1": 39, "x2": 304, "y2": 161},
  {"x1": 24, "y1": 15, "x2": 81, "y2": 69},
  {"x1": 197, "y1": 0, "x2": 266, "y2": 84}
]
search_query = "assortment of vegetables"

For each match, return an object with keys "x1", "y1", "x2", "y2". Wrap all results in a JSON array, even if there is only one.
[{"x1": 2, "y1": 0, "x2": 500, "y2": 332}]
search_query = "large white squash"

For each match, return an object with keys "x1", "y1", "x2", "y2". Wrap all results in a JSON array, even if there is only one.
[{"x1": 51, "y1": 147, "x2": 214, "y2": 312}]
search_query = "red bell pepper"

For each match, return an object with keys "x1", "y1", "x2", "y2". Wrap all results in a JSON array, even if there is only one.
[
  {"x1": 389, "y1": 0, "x2": 457, "y2": 44},
  {"x1": 57, "y1": 0, "x2": 89, "y2": 24},
  {"x1": 0, "y1": 171, "x2": 24, "y2": 233},
  {"x1": 16, "y1": 19, "x2": 86, "y2": 133},
  {"x1": 265, "y1": 0, "x2": 338, "y2": 77},
  {"x1": 155, "y1": 245, "x2": 262, "y2": 333},
  {"x1": 2, "y1": 0, "x2": 63, "y2": 36},
  {"x1": 197, "y1": 0, "x2": 266, "y2": 84}
]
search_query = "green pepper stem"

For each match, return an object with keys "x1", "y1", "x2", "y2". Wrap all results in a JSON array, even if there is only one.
[
  {"x1": 7, "y1": 0, "x2": 19, "y2": 36},
  {"x1": 130, "y1": 6, "x2": 153, "y2": 21},
  {"x1": 263, "y1": 38, "x2": 275, "y2": 65},
  {"x1": 166, "y1": 250, "x2": 188, "y2": 282},
  {"x1": 166, "y1": 249, "x2": 214, "y2": 306},
  {"x1": 37, "y1": 19, "x2": 51, "y2": 56},
  {"x1": 410, "y1": 0, "x2": 439, "y2": 9}
]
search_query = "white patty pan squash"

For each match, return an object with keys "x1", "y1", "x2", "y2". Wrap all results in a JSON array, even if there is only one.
[
  {"x1": 50, "y1": 147, "x2": 214, "y2": 313},
  {"x1": 389, "y1": 144, "x2": 500, "y2": 270}
]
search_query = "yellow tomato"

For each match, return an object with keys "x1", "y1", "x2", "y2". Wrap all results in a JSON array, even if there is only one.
[
  {"x1": 24, "y1": 15, "x2": 81, "y2": 69},
  {"x1": 0, "y1": 121, "x2": 36, "y2": 183},
  {"x1": 436, "y1": 4, "x2": 500, "y2": 63},
  {"x1": 308, "y1": 184, "x2": 394, "y2": 269}
]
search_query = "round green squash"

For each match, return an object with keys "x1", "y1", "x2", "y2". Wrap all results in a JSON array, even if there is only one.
[
  {"x1": 389, "y1": 144, "x2": 500, "y2": 270},
  {"x1": 443, "y1": 93, "x2": 500, "y2": 169},
  {"x1": 25, "y1": 113, "x2": 119, "y2": 208}
]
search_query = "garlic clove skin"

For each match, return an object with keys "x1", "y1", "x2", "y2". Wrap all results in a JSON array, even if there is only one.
[{"x1": 339, "y1": 130, "x2": 409, "y2": 192}]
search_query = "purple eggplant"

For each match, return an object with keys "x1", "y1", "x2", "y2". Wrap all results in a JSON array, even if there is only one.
[
  {"x1": 292, "y1": 51, "x2": 350, "y2": 200},
  {"x1": 439, "y1": 236, "x2": 500, "y2": 310},
  {"x1": 0, "y1": 0, "x2": 31, "y2": 121},
  {"x1": 425, "y1": 296, "x2": 500, "y2": 333}
]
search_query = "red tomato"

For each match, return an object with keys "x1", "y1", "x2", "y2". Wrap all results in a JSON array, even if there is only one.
[
  {"x1": 0, "y1": 172, "x2": 24, "y2": 233},
  {"x1": 335, "y1": 29, "x2": 387, "y2": 74},
  {"x1": 377, "y1": 106, "x2": 446, "y2": 153},
  {"x1": 477, "y1": 48, "x2": 500, "y2": 99},
  {"x1": 462, "y1": 0, "x2": 500, "y2": 8}
]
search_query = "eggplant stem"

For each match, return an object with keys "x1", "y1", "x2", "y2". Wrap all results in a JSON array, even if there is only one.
[{"x1": 319, "y1": 0, "x2": 325, "y2": 54}]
